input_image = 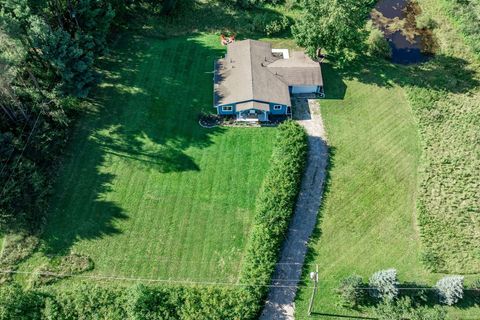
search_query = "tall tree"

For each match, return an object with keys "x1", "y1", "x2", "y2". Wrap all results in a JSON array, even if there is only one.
[{"x1": 292, "y1": 0, "x2": 375, "y2": 61}]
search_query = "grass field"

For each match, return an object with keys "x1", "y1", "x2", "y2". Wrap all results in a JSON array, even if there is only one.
[
  {"x1": 18, "y1": 33, "x2": 276, "y2": 283},
  {"x1": 293, "y1": 62, "x2": 427, "y2": 318},
  {"x1": 294, "y1": 62, "x2": 480, "y2": 320},
  {"x1": 409, "y1": 0, "x2": 480, "y2": 274},
  {"x1": 294, "y1": 1, "x2": 480, "y2": 316}
]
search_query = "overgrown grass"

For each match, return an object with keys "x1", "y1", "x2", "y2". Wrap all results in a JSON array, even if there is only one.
[
  {"x1": 408, "y1": 0, "x2": 480, "y2": 274},
  {"x1": 18, "y1": 33, "x2": 277, "y2": 284},
  {"x1": 438, "y1": 0, "x2": 480, "y2": 58}
]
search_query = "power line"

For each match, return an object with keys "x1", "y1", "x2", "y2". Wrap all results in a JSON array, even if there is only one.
[
  {"x1": 1, "y1": 269, "x2": 478, "y2": 291},
  {"x1": 0, "y1": 269, "x2": 312, "y2": 289},
  {"x1": 29, "y1": 253, "x2": 315, "y2": 266}
]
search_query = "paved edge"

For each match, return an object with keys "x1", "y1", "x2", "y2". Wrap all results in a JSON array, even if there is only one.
[{"x1": 259, "y1": 99, "x2": 328, "y2": 320}]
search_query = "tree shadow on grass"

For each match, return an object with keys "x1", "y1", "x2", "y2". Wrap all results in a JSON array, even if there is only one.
[
  {"x1": 332, "y1": 54, "x2": 479, "y2": 94},
  {"x1": 41, "y1": 33, "x2": 226, "y2": 255},
  {"x1": 322, "y1": 64, "x2": 348, "y2": 100},
  {"x1": 131, "y1": 0, "x2": 296, "y2": 41}
]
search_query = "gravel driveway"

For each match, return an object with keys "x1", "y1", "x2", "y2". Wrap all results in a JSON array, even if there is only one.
[{"x1": 259, "y1": 98, "x2": 328, "y2": 320}]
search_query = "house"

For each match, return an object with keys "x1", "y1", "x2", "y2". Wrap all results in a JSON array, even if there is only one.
[{"x1": 213, "y1": 39, "x2": 324, "y2": 122}]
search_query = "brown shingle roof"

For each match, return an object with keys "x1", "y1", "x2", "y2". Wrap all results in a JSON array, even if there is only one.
[{"x1": 214, "y1": 40, "x2": 322, "y2": 107}]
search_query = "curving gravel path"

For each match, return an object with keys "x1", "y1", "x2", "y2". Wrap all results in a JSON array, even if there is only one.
[{"x1": 259, "y1": 98, "x2": 328, "y2": 320}]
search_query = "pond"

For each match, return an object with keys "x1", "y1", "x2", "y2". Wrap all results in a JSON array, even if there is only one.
[{"x1": 372, "y1": 0, "x2": 435, "y2": 64}]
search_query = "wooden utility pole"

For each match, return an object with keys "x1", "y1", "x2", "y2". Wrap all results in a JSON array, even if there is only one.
[{"x1": 308, "y1": 264, "x2": 319, "y2": 316}]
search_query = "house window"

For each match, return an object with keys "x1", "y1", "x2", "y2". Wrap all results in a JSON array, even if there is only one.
[
  {"x1": 222, "y1": 105, "x2": 233, "y2": 112},
  {"x1": 273, "y1": 105, "x2": 282, "y2": 110}
]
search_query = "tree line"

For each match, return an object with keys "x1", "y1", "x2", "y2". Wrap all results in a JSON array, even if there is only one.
[{"x1": 0, "y1": 0, "x2": 178, "y2": 233}]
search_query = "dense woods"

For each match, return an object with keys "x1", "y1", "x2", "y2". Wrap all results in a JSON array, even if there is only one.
[{"x1": 0, "y1": 0, "x2": 114, "y2": 232}]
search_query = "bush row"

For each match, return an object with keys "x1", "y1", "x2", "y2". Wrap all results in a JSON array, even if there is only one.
[
  {"x1": 0, "y1": 121, "x2": 308, "y2": 319},
  {"x1": 239, "y1": 120, "x2": 308, "y2": 314},
  {"x1": 0, "y1": 283, "x2": 253, "y2": 320},
  {"x1": 338, "y1": 269, "x2": 479, "y2": 309}
]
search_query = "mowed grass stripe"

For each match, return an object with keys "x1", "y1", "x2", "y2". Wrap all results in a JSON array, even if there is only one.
[
  {"x1": 32, "y1": 34, "x2": 276, "y2": 282},
  {"x1": 295, "y1": 64, "x2": 425, "y2": 317}
]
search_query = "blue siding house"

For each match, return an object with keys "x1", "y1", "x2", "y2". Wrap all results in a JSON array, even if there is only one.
[{"x1": 214, "y1": 40, "x2": 323, "y2": 122}]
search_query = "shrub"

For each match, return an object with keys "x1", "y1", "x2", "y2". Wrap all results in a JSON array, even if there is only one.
[
  {"x1": 29, "y1": 254, "x2": 94, "y2": 287},
  {"x1": 264, "y1": 15, "x2": 290, "y2": 36},
  {"x1": 369, "y1": 268, "x2": 399, "y2": 301},
  {"x1": 240, "y1": 120, "x2": 308, "y2": 313},
  {"x1": 0, "y1": 285, "x2": 44, "y2": 320},
  {"x1": 375, "y1": 297, "x2": 447, "y2": 320},
  {"x1": 336, "y1": 275, "x2": 365, "y2": 308},
  {"x1": 366, "y1": 21, "x2": 392, "y2": 59},
  {"x1": 252, "y1": 13, "x2": 291, "y2": 36},
  {"x1": 435, "y1": 275, "x2": 464, "y2": 305},
  {"x1": 0, "y1": 233, "x2": 38, "y2": 284}
]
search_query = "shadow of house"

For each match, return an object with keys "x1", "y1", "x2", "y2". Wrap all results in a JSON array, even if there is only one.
[
  {"x1": 321, "y1": 64, "x2": 348, "y2": 100},
  {"x1": 41, "y1": 34, "x2": 225, "y2": 254}
]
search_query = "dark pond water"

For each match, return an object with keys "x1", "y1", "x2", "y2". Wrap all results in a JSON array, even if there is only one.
[{"x1": 374, "y1": 0, "x2": 432, "y2": 64}]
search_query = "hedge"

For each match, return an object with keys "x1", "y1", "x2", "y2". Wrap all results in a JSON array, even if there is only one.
[
  {"x1": 0, "y1": 121, "x2": 308, "y2": 319},
  {"x1": 240, "y1": 120, "x2": 308, "y2": 311}
]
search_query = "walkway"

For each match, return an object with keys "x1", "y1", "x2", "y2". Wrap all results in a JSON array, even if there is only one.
[{"x1": 260, "y1": 98, "x2": 328, "y2": 320}]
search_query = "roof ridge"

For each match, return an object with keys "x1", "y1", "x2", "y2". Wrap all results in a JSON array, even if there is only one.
[{"x1": 248, "y1": 40, "x2": 255, "y2": 101}]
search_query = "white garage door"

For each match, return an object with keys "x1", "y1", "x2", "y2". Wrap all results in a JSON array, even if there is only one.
[{"x1": 291, "y1": 86, "x2": 318, "y2": 94}]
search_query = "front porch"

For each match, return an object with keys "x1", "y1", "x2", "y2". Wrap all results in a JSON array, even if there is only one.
[{"x1": 236, "y1": 109, "x2": 269, "y2": 122}]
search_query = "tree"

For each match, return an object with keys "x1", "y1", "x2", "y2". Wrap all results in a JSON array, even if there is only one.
[
  {"x1": 292, "y1": 0, "x2": 375, "y2": 61},
  {"x1": 369, "y1": 268, "x2": 399, "y2": 301},
  {"x1": 435, "y1": 275, "x2": 464, "y2": 305},
  {"x1": 161, "y1": 0, "x2": 177, "y2": 15},
  {"x1": 336, "y1": 275, "x2": 365, "y2": 308},
  {"x1": 365, "y1": 21, "x2": 392, "y2": 59}
]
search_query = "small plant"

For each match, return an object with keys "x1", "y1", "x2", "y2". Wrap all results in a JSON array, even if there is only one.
[
  {"x1": 369, "y1": 268, "x2": 399, "y2": 301},
  {"x1": 435, "y1": 275, "x2": 464, "y2": 305},
  {"x1": 336, "y1": 275, "x2": 365, "y2": 308}
]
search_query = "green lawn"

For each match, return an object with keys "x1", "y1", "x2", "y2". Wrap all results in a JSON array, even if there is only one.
[
  {"x1": 293, "y1": 63, "x2": 427, "y2": 317},
  {"x1": 294, "y1": 5, "x2": 480, "y2": 315},
  {"x1": 21, "y1": 33, "x2": 276, "y2": 283}
]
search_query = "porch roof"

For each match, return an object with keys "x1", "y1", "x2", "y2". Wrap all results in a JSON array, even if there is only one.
[{"x1": 236, "y1": 101, "x2": 270, "y2": 112}]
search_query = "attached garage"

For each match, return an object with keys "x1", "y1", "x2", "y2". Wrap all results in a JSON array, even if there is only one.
[{"x1": 290, "y1": 85, "x2": 320, "y2": 94}]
